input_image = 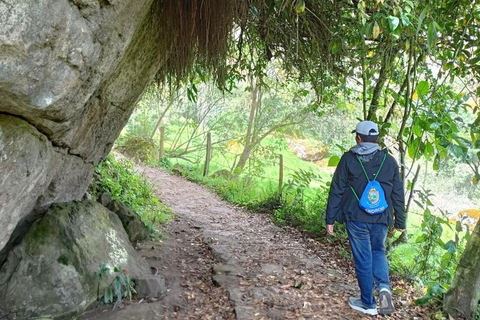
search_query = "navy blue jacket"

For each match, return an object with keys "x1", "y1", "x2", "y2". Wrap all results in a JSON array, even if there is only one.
[{"x1": 326, "y1": 149, "x2": 406, "y2": 229}]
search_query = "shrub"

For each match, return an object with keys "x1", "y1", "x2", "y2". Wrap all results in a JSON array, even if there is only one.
[
  {"x1": 95, "y1": 265, "x2": 136, "y2": 307},
  {"x1": 89, "y1": 154, "x2": 172, "y2": 233},
  {"x1": 119, "y1": 137, "x2": 156, "y2": 163}
]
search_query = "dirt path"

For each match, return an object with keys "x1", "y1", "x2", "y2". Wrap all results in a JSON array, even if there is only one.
[{"x1": 80, "y1": 166, "x2": 423, "y2": 320}]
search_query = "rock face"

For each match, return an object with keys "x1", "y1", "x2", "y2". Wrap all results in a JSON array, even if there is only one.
[
  {"x1": 0, "y1": 201, "x2": 151, "y2": 319},
  {"x1": 0, "y1": 0, "x2": 164, "y2": 257},
  {"x1": 0, "y1": 115, "x2": 94, "y2": 263}
]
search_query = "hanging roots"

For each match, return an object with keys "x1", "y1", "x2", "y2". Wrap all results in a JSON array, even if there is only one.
[{"x1": 155, "y1": 0, "x2": 247, "y2": 83}]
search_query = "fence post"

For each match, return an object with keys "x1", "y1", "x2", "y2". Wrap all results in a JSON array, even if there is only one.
[
  {"x1": 203, "y1": 132, "x2": 212, "y2": 177},
  {"x1": 158, "y1": 126, "x2": 165, "y2": 160},
  {"x1": 278, "y1": 154, "x2": 284, "y2": 192}
]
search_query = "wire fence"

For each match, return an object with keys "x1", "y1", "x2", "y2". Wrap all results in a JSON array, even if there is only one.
[{"x1": 157, "y1": 128, "x2": 330, "y2": 192}]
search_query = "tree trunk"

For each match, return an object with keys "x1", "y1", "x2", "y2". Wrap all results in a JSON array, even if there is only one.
[
  {"x1": 150, "y1": 91, "x2": 174, "y2": 139},
  {"x1": 235, "y1": 76, "x2": 261, "y2": 171},
  {"x1": 444, "y1": 221, "x2": 480, "y2": 320},
  {"x1": 367, "y1": 46, "x2": 398, "y2": 120},
  {"x1": 236, "y1": 145, "x2": 254, "y2": 172}
]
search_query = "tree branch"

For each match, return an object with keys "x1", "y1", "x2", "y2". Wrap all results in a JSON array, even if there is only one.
[{"x1": 367, "y1": 45, "x2": 399, "y2": 120}]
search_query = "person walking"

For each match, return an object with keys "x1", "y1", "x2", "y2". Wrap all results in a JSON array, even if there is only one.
[{"x1": 326, "y1": 120, "x2": 406, "y2": 316}]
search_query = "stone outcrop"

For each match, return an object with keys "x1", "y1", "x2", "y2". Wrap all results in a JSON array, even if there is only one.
[
  {"x1": 0, "y1": 201, "x2": 151, "y2": 319},
  {"x1": 0, "y1": 0, "x2": 164, "y2": 258}
]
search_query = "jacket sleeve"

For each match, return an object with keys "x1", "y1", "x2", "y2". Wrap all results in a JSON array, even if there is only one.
[
  {"x1": 326, "y1": 154, "x2": 348, "y2": 225},
  {"x1": 390, "y1": 157, "x2": 406, "y2": 229}
]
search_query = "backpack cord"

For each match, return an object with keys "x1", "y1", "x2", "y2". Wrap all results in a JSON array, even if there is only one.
[
  {"x1": 349, "y1": 152, "x2": 387, "y2": 201},
  {"x1": 358, "y1": 152, "x2": 387, "y2": 181}
]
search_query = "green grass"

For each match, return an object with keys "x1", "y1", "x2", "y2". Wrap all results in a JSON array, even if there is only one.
[
  {"x1": 90, "y1": 154, "x2": 173, "y2": 234},
  {"x1": 161, "y1": 136, "x2": 332, "y2": 192}
]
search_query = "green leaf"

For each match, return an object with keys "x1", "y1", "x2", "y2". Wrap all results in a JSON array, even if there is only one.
[
  {"x1": 388, "y1": 16, "x2": 400, "y2": 31},
  {"x1": 408, "y1": 138, "x2": 419, "y2": 158},
  {"x1": 413, "y1": 124, "x2": 422, "y2": 137},
  {"x1": 444, "y1": 240, "x2": 456, "y2": 254},
  {"x1": 415, "y1": 293, "x2": 432, "y2": 305},
  {"x1": 335, "y1": 144, "x2": 346, "y2": 152},
  {"x1": 328, "y1": 39, "x2": 341, "y2": 54},
  {"x1": 436, "y1": 238, "x2": 445, "y2": 247},
  {"x1": 414, "y1": 200, "x2": 423, "y2": 208},
  {"x1": 430, "y1": 283, "x2": 447, "y2": 295},
  {"x1": 433, "y1": 154, "x2": 440, "y2": 170},
  {"x1": 407, "y1": 179, "x2": 412, "y2": 190},
  {"x1": 425, "y1": 141, "x2": 434, "y2": 158},
  {"x1": 295, "y1": 0, "x2": 305, "y2": 13},
  {"x1": 401, "y1": 13, "x2": 411, "y2": 26},
  {"x1": 417, "y1": 7, "x2": 428, "y2": 35},
  {"x1": 328, "y1": 156, "x2": 340, "y2": 166},
  {"x1": 365, "y1": 22, "x2": 373, "y2": 38},
  {"x1": 456, "y1": 221, "x2": 463, "y2": 232},
  {"x1": 448, "y1": 144, "x2": 465, "y2": 158},
  {"x1": 408, "y1": 141, "x2": 416, "y2": 158},
  {"x1": 427, "y1": 21, "x2": 438, "y2": 50},
  {"x1": 114, "y1": 277, "x2": 123, "y2": 302},
  {"x1": 104, "y1": 287, "x2": 113, "y2": 304},
  {"x1": 430, "y1": 122, "x2": 441, "y2": 130},
  {"x1": 416, "y1": 234, "x2": 427, "y2": 243},
  {"x1": 373, "y1": 21, "x2": 380, "y2": 39},
  {"x1": 416, "y1": 81, "x2": 430, "y2": 97}
]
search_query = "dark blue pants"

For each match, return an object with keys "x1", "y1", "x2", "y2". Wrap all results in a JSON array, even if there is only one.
[{"x1": 347, "y1": 221, "x2": 391, "y2": 308}]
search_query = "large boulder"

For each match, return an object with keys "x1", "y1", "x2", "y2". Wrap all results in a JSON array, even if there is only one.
[
  {"x1": 0, "y1": 115, "x2": 93, "y2": 259},
  {"x1": 0, "y1": 201, "x2": 151, "y2": 319},
  {"x1": 0, "y1": 0, "x2": 164, "y2": 255}
]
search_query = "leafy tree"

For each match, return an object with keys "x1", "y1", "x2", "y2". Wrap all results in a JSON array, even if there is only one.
[{"x1": 233, "y1": 73, "x2": 313, "y2": 171}]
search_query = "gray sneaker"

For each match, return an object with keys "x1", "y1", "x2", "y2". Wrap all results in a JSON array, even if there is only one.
[
  {"x1": 379, "y1": 289, "x2": 395, "y2": 315},
  {"x1": 348, "y1": 297, "x2": 378, "y2": 316}
]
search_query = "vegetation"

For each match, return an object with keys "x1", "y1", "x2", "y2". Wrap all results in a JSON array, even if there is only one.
[
  {"x1": 119, "y1": 137, "x2": 157, "y2": 163},
  {"x1": 95, "y1": 265, "x2": 136, "y2": 308},
  {"x1": 89, "y1": 154, "x2": 172, "y2": 234}
]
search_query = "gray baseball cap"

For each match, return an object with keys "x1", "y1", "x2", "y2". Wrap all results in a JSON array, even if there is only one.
[{"x1": 352, "y1": 121, "x2": 379, "y2": 136}]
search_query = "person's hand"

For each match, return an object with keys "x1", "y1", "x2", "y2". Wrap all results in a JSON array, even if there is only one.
[
  {"x1": 396, "y1": 228, "x2": 405, "y2": 232},
  {"x1": 327, "y1": 224, "x2": 334, "y2": 236}
]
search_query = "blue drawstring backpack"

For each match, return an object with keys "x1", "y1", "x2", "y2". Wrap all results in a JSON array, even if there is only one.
[{"x1": 350, "y1": 152, "x2": 388, "y2": 215}]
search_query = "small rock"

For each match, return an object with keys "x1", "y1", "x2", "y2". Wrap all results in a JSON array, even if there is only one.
[
  {"x1": 252, "y1": 287, "x2": 273, "y2": 300},
  {"x1": 213, "y1": 264, "x2": 245, "y2": 276},
  {"x1": 235, "y1": 305, "x2": 254, "y2": 320},
  {"x1": 267, "y1": 309, "x2": 286, "y2": 320},
  {"x1": 212, "y1": 274, "x2": 228, "y2": 287},
  {"x1": 261, "y1": 264, "x2": 283, "y2": 275},
  {"x1": 98, "y1": 192, "x2": 112, "y2": 207},
  {"x1": 82, "y1": 192, "x2": 92, "y2": 201},
  {"x1": 228, "y1": 288, "x2": 244, "y2": 303},
  {"x1": 135, "y1": 275, "x2": 166, "y2": 298}
]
